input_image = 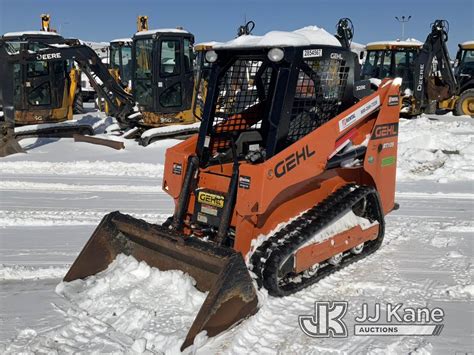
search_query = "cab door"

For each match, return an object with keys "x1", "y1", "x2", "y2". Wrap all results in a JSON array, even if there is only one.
[
  {"x1": 155, "y1": 35, "x2": 194, "y2": 113},
  {"x1": 21, "y1": 42, "x2": 65, "y2": 110}
]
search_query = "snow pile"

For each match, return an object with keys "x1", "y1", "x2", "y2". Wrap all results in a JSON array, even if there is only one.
[
  {"x1": 303, "y1": 210, "x2": 377, "y2": 247},
  {"x1": 0, "y1": 264, "x2": 68, "y2": 280},
  {"x1": 56, "y1": 255, "x2": 207, "y2": 353},
  {"x1": 3, "y1": 255, "x2": 207, "y2": 354},
  {"x1": 214, "y1": 26, "x2": 341, "y2": 49},
  {"x1": 397, "y1": 115, "x2": 474, "y2": 181}
]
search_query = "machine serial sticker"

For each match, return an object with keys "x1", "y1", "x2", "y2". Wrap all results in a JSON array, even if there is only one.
[
  {"x1": 197, "y1": 191, "x2": 225, "y2": 208},
  {"x1": 197, "y1": 212, "x2": 208, "y2": 223},
  {"x1": 388, "y1": 95, "x2": 400, "y2": 106},
  {"x1": 239, "y1": 176, "x2": 251, "y2": 189},
  {"x1": 338, "y1": 96, "x2": 381, "y2": 132},
  {"x1": 201, "y1": 205, "x2": 218, "y2": 216},
  {"x1": 172, "y1": 163, "x2": 182, "y2": 175},
  {"x1": 303, "y1": 49, "x2": 323, "y2": 58},
  {"x1": 381, "y1": 156, "x2": 396, "y2": 167}
]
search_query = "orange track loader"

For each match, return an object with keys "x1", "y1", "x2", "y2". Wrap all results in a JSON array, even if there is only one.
[{"x1": 65, "y1": 26, "x2": 401, "y2": 350}]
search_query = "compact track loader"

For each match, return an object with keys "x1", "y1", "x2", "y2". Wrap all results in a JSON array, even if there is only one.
[{"x1": 65, "y1": 24, "x2": 401, "y2": 350}]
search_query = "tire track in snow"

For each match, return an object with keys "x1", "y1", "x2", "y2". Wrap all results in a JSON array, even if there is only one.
[
  {"x1": 0, "y1": 161, "x2": 164, "y2": 178},
  {"x1": 0, "y1": 209, "x2": 169, "y2": 227},
  {"x1": 0, "y1": 181, "x2": 160, "y2": 193}
]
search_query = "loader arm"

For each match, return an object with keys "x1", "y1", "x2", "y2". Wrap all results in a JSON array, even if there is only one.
[
  {"x1": 413, "y1": 20, "x2": 458, "y2": 111},
  {"x1": 0, "y1": 39, "x2": 136, "y2": 126}
]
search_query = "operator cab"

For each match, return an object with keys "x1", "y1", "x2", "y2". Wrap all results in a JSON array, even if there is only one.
[
  {"x1": 455, "y1": 41, "x2": 474, "y2": 92},
  {"x1": 131, "y1": 29, "x2": 194, "y2": 115},
  {"x1": 361, "y1": 40, "x2": 422, "y2": 92},
  {"x1": 109, "y1": 38, "x2": 132, "y2": 88},
  {"x1": 195, "y1": 27, "x2": 360, "y2": 166},
  {"x1": 0, "y1": 31, "x2": 72, "y2": 123}
]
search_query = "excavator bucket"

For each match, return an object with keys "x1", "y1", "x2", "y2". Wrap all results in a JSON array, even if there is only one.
[
  {"x1": 0, "y1": 124, "x2": 24, "y2": 157},
  {"x1": 64, "y1": 211, "x2": 258, "y2": 350}
]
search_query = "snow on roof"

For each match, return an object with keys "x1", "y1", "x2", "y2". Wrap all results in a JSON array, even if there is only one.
[
  {"x1": 195, "y1": 41, "x2": 222, "y2": 48},
  {"x1": 134, "y1": 28, "x2": 190, "y2": 37},
  {"x1": 460, "y1": 40, "x2": 474, "y2": 48},
  {"x1": 213, "y1": 26, "x2": 341, "y2": 49},
  {"x1": 110, "y1": 38, "x2": 132, "y2": 43},
  {"x1": 3, "y1": 30, "x2": 61, "y2": 37},
  {"x1": 366, "y1": 39, "x2": 423, "y2": 48}
]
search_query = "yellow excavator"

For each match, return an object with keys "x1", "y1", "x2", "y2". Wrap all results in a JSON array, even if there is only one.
[
  {"x1": 126, "y1": 16, "x2": 202, "y2": 145},
  {"x1": 0, "y1": 14, "x2": 89, "y2": 139},
  {"x1": 0, "y1": 26, "x2": 137, "y2": 156}
]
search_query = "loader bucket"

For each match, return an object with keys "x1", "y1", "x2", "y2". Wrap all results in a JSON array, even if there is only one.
[
  {"x1": 0, "y1": 126, "x2": 25, "y2": 157},
  {"x1": 64, "y1": 211, "x2": 258, "y2": 350}
]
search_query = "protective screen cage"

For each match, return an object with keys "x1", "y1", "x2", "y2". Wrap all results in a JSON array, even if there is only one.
[
  {"x1": 208, "y1": 58, "x2": 274, "y2": 154},
  {"x1": 287, "y1": 56, "x2": 350, "y2": 142}
]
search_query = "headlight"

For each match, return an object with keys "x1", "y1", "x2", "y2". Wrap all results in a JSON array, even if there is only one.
[
  {"x1": 205, "y1": 50, "x2": 218, "y2": 63},
  {"x1": 267, "y1": 47, "x2": 284, "y2": 62}
]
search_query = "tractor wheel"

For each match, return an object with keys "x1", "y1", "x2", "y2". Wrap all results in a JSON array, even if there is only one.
[
  {"x1": 455, "y1": 89, "x2": 474, "y2": 117},
  {"x1": 73, "y1": 93, "x2": 85, "y2": 114}
]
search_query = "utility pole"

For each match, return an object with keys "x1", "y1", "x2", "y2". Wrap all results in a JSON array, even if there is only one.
[{"x1": 395, "y1": 15, "x2": 411, "y2": 39}]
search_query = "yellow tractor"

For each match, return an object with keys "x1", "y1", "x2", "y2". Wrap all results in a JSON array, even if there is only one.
[{"x1": 362, "y1": 20, "x2": 472, "y2": 117}]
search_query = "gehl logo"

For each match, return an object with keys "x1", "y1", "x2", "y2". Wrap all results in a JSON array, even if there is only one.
[
  {"x1": 197, "y1": 191, "x2": 225, "y2": 208},
  {"x1": 371, "y1": 123, "x2": 399, "y2": 140},
  {"x1": 36, "y1": 52, "x2": 62, "y2": 61},
  {"x1": 274, "y1": 144, "x2": 315, "y2": 178}
]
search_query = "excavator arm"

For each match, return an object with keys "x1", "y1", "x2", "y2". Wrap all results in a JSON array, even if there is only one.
[{"x1": 413, "y1": 20, "x2": 457, "y2": 111}]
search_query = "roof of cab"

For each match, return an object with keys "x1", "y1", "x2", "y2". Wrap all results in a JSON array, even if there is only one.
[
  {"x1": 365, "y1": 39, "x2": 423, "y2": 50},
  {"x1": 213, "y1": 26, "x2": 341, "y2": 49},
  {"x1": 133, "y1": 28, "x2": 191, "y2": 38},
  {"x1": 3, "y1": 31, "x2": 62, "y2": 37},
  {"x1": 460, "y1": 41, "x2": 474, "y2": 50},
  {"x1": 110, "y1": 38, "x2": 132, "y2": 44}
]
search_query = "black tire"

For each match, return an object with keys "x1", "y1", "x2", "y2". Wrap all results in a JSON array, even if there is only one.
[
  {"x1": 455, "y1": 89, "x2": 474, "y2": 117},
  {"x1": 73, "y1": 93, "x2": 85, "y2": 114}
]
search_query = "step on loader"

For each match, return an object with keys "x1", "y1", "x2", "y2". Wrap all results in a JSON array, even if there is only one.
[{"x1": 65, "y1": 23, "x2": 401, "y2": 350}]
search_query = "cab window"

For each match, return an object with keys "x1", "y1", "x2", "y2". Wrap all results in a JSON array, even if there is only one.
[
  {"x1": 135, "y1": 38, "x2": 153, "y2": 79},
  {"x1": 183, "y1": 38, "x2": 193, "y2": 73},
  {"x1": 160, "y1": 40, "x2": 181, "y2": 76}
]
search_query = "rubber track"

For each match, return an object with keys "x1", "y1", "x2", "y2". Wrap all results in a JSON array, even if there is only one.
[{"x1": 250, "y1": 185, "x2": 385, "y2": 297}]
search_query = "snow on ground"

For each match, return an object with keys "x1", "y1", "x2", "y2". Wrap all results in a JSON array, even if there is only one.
[
  {"x1": 397, "y1": 114, "x2": 474, "y2": 182},
  {"x1": 0, "y1": 109, "x2": 473, "y2": 354}
]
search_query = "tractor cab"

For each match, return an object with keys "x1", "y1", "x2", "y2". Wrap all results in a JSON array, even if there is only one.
[
  {"x1": 455, "y1": 41, "x2": 474, "y2": 92},
  {"x1": 361, "y1": 41, "x2": 422, "y2": 92},
  {"x1": 131, "y1": 28, "x2": 195, "y2": 125},
  {"x1": 109, "y1": 38, "x2": 132, "y2": 88},
  {"x1": 0, "y1": 30, "x2": 79, "y2": 124}
]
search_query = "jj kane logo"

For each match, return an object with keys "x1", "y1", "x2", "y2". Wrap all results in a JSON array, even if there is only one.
[{"x1": 299, "y1": 301, "x2": 444, "y2": 337}]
